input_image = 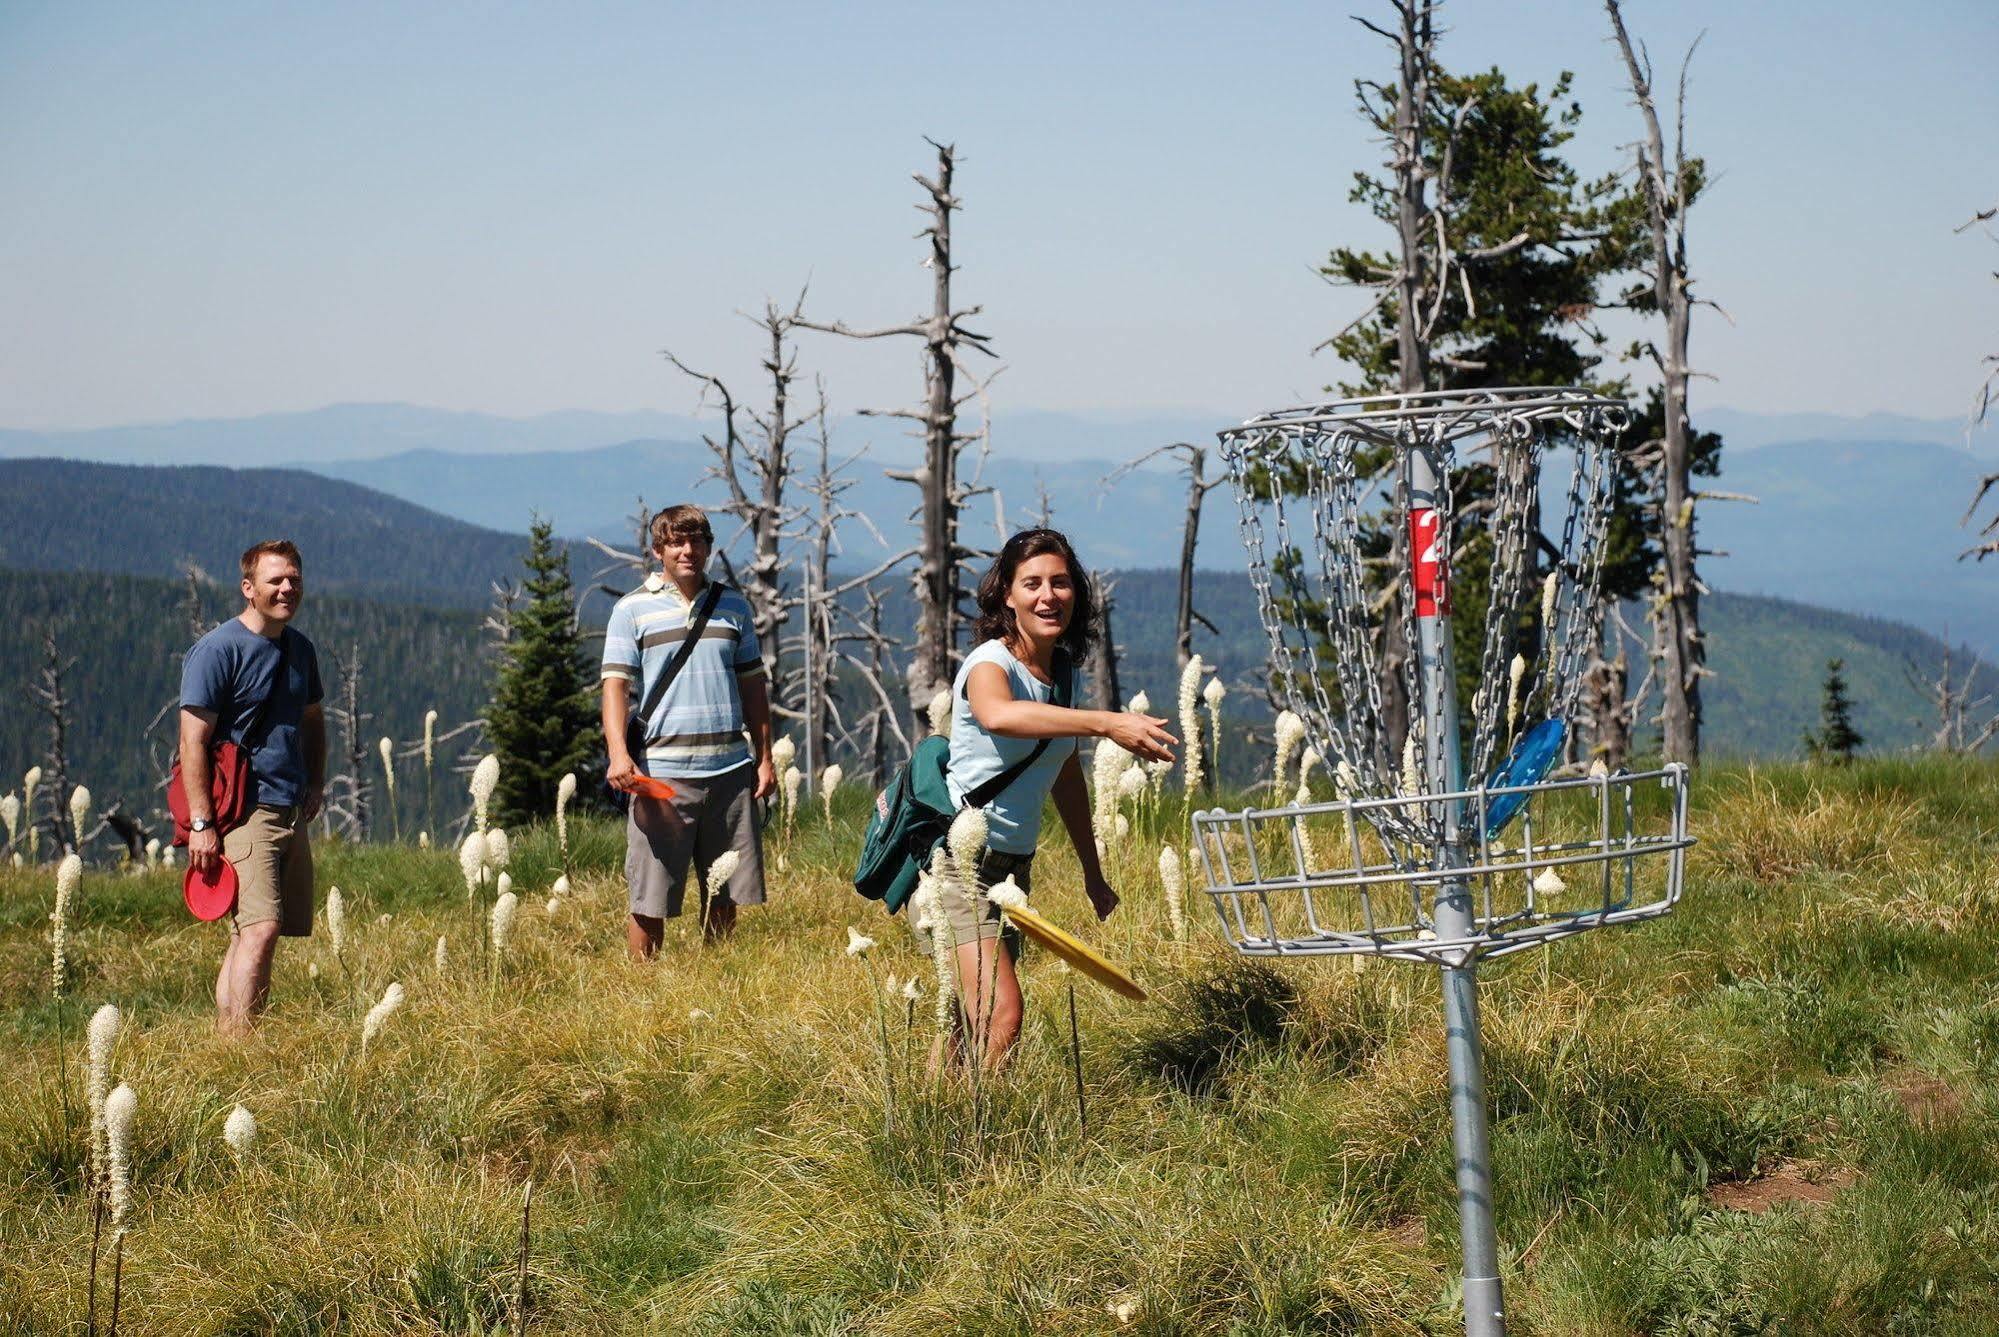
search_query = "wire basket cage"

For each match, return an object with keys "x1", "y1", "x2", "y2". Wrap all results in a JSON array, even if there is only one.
[{"x1": 1193, "y1": 763, "x2": 1690, "y2": 967}]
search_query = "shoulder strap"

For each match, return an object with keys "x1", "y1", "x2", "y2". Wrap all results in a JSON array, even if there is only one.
[
  {"x1": 633, "y1": 581, "x2": 729, "y2": 742},
  {"x1": 962, "y1": 647, "x2": 1072, "y2": 809}
]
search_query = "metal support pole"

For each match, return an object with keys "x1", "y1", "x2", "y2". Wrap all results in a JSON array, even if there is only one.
[
  {"x1": 1408, "y1": 443, "x2": 1506, "y2": 1337},
  {"x1": 802, "y1": 561, "x2": 817, "y2": 799}
]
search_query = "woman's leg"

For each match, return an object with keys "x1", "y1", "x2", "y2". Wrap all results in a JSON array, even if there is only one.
[{"x1": 952, "y1": 935, "x2": 1023, "y2": 1069}]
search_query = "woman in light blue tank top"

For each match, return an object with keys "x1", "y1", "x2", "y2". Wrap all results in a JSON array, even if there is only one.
[{"x1": 931, "y1": 528, "x2": 1177, "y2": 1069}]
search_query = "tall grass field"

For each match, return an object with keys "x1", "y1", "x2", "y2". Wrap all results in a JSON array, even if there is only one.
[{"x1": 6, "y1": 758, "x2": 1999, "y2": 1333}]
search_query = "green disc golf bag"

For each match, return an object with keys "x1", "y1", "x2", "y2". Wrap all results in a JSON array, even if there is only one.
[
  {"x1": 852, "y1": 649, "x2": 1068, "y2": 914},
  {"x1": 852, "y1": 735, "x2": 957, "y2": 914}
]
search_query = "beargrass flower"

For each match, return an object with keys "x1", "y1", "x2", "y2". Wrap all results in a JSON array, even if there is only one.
[
  {"x1": 458, "y1": 832, "x2": 486, "y2": 897},
  {"x1": 1541, "y1": 569, "x2": 1560, "y2": 636},
  {"x1": 912, "y1": 873, "x2": 955, "y2": 1033},
  {"x1": 223, "y1": 1104, "x2": 256, "y2": 1168},
  {"x1": 706, "y1": 849, "x2": 741, "y2": 897},
  {"x1": 1203, "y1": 675, "x2": 1226, "y2": 768},
  {"x1": 1092, "y1": 736, "x2": 1132, "y2": 838},
  {"x1": 421, "y1": 709, "x2": 438, "y2": 768},
  {"x1": 1588, "y1": 758, "x2": 1611, "y2": 779},
  {"x1": 1334, "y1": 758, "x2": 1358, "y2": 799},
  {"x1": 23, "y1": 766, "x2": 41, "y2": 861},
  {"x1": 1505, "y1": 653, "x2": 1528, "y2": 734},
  {"x1": 1158, "y1": 845, "x2": 1188, "y2": 940},
  {"x1": 927, "y1": 689, "x2": 952, "y2": 738},
  {"x1": 555, "y1": 772, "x2": 577, "y2": 856},
  {"x1": 986, "y1": 877, "x2": 1028, "y2": 912},
  {"x1": 434, "y1": 935, "x2": 448, "y2": 971},
  {"x1": 1401, "y1": 730, "x2": 1424, "y2": 797},
  {"x1": 551, "y1": 874, "x2": 571, "y2": 898},
  {"x1": 161, "y1": 845, "x2": 175, "y2": 870},
  {"x1": 326, "y1": 887, "x2": 346, "y2": 958},
  {"x1": 490, "y1": 891, "x2": 518, "y2": 957},
  {"x1": 1114, "y1": 814, "x2": 1130, "y2": 840},
  {"x1": 780, "y1": 766, "x2": 803, "y2": 831},
  {"x1": 1292, "y1": 749, "x2": 1321, "y2": 806},
  {"x1": 1273, "y1": 710, "x2": 1306, "y2": 793},
  {"x1": 68, "y1": 785, "x2": 92, "y2": 848},
  {"x1": 820, "y1": 765, "x2": 844, "y2": 821},
  {"x1": 484, "y1": 827, "x2": 511, "y2": 872},
  {"x1": 1178, "y1": 657, "x2": 1207, "y2": 792},
  {"x1": 846, "y1": 926, "x2": 876, "y2": 957},
  {"x1": 104, "y1": 1083, "x2": 136, "y2": 1237},
  {"x1": 1116, "y1": 766, "x2": 1147, "y2": 802},
  {"x1": 688, "y1": 1008, "x2": 712, "y2": 1022},
  {"x1": 947, "y1": 806, "x2": 987, "y2": 890},
  {"x1": 1145, "y1": 757, "x2": 1172, "y2": 797},
  {"x1": 544, "y1": 896, "x2": 560, "y2": 915},
  {"x1": 361, "y1": 982, "x2": 404, "y2": 1051},
  {"x1": 87, "y1": 1004, "x2": 121, "y2": 1190},
  {"x1": 0, "y1": 792, "x2": 19, "y2": 850},
  {"x1": 1126, "y1": 690, "x2": 1151, "y2": 713},
  {"x1": 50, "y1": 853, "x2": 80, "y2": 995},
  {"x1": 143, "y1": 837, "x2": 160, "y2": 868},
  {"x1": 770, "y1": 735, "x2": 796, "y2": 778},
  {"x1": 469, "y1": 754, "x2": 500, "y2": 832},
  {"x1": 1532, "y1": 866, "x2": 1567, "y2": 896},
  {"x1": 901, "y1": 976, "x2": 922, "y2": 1003}
]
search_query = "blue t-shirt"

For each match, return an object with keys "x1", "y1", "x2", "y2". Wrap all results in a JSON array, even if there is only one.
[
  {"x1": 946, "y1": 639, "x2": 1084, "y2": 856},
  {"x1": 179, "y1": 619, "x2": 324, "y2": 807}
]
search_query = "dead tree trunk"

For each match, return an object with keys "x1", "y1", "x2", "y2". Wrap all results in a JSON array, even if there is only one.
[
  {"x1": 326, "y1": 643, "x2": 371, "y2": 841},
  {"x1": 1608, "y1": 0, "x2": 1707, "y2": 766},
  {"x1": 800, "y1": 138, "x2": 998, "y2": 710},
  {"x1": 29, "y1": 624, "x2": 80, "y2": 853},
  {"x1": 1089, "y1": 576, "x2": 1123, "y2": 711},
  {"x1": 1906, "y1": 644, "x2": 1999, "y2": 752},
  {"x1": 1106, "y1": 442, "x2": 1225, "y2": 672},
  {"x1": 666, "y1": 292, "x2": 811, "y2": 700}
]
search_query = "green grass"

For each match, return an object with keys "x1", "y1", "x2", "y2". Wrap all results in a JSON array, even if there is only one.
[{"x1": 4, "y1": 758, "x2": 1999, "y2": 1333}]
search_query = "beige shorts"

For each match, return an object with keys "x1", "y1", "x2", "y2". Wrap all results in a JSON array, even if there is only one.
[
  {"x1": 625, "y1": 762, "x2": 766, "y2": 919},
  {"x1": 224, "y1": 805, "x2": 314, "y2": 936},
  {"x1": 910, "y1": 849, "x2": 1033, "y2": 955}
]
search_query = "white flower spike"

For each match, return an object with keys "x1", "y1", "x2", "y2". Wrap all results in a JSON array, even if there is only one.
[
  {"x1": 361, "y1": 981, "x2": 405, "y2": 1050},
  {"x1": 845, "y1": 926, "x2": 876, "y2": 957},
  {"x1": 468, "y1": 754, "x2": 500, "y2": 832},
  {"x1": 223, "y1": 1104, "x2": 257, "y2": 1168}
]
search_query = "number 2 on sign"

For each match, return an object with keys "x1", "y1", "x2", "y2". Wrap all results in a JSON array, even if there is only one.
[{"x1": 1410, "y1": 507, "x2": 1450, "y2": 616}]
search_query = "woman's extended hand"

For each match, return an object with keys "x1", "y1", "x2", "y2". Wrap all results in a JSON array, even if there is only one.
[
  {"x1": 1103, "y1": 712, "x2": 1177, "y2": 763},
  {"x1": 1083, "y1": 871, "x2": 1120, "y2": 922}
]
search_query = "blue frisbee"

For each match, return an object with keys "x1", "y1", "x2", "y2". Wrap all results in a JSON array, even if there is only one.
[{"x1": 1477, "y1": 717, "x2": 1567, "y2": 839}]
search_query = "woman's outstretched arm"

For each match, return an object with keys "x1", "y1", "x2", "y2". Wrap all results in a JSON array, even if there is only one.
[{"x1": 964, "y1": 662, "x2": 1177, "y2": 761}]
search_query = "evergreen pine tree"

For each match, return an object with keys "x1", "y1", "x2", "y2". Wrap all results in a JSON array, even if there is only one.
[
  {"x1": 486, "y1": 520, "x2": 601, "y2": 828},
  {"x1": 1805, "y1": 658, "x2": 1864, "y2": 764}
]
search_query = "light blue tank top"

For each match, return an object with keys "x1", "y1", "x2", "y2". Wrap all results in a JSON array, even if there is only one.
[{"x1": 945, "y1": 639, "x2": 1084, "y2": 855}]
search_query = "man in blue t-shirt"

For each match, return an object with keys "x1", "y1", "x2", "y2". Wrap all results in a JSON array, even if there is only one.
[{"x1": 179, "y1": 539, "x2": 326, "y2": 1036}]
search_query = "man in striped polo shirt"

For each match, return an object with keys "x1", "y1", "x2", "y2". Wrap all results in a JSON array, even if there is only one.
[{"x1": 602, "y1": 504, "x2": 774, "y2": 958}]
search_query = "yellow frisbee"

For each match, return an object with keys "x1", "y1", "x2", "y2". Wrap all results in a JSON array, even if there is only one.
[{"x1": 1002, "y1": 902, "x2": 1148, "y2": 1002}]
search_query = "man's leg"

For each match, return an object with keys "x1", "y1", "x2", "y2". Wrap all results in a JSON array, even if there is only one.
[
  {"x1": 627, "y1": 912, "x2": 665, "y2": 961},
  {"x1": 699, "y1": 763, "x2": 762, "y2": 941},
  {"x1": 219, "y1": 920, "x2": 281, "y2": 1034}
]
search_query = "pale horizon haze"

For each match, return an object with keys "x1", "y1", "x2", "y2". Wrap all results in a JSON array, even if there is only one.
[{"x1": 2, "y1": 0, "x2": 1993, "y2": 433}]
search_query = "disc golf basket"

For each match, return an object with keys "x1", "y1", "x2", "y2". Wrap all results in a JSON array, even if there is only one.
[{"x1": 1192, "y1": 387, "x2": 1692, "y2": 1337}]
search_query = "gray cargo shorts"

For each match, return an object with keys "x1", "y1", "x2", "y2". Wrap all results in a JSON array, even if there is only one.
[{"x1": 625, "y1": 761, "x2": 766, "y2": 919}]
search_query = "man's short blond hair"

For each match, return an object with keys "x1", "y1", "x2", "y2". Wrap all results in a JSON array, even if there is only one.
[{"x1": 650, "y1": 504, "x2": 713, "y2": 550}]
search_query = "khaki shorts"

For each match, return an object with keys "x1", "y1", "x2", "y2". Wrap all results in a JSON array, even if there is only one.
[
  {"x1": 911, "y1": 848, "x2": 1033, "y2": 956},
  {"x1": 224, "y1": 805, "x2": 314, "y2": 936},
  {"x1": 625, "y1": 762, "x2": 766, "y2": 919}
]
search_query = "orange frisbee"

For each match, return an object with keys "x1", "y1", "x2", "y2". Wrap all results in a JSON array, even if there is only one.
[{"x1": 623, "y1": 775, "x2": 678, "y2": 802}]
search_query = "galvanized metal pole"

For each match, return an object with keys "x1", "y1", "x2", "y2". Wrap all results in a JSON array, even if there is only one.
[
  {"x1": 1408, "y1": 443, "x2": 1506, "y2": 1337},
  {"x1": 802, "y1": 561, "x2": 818, "y2": 800}
]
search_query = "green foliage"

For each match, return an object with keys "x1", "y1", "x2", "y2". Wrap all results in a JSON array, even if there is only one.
[
  {"x1": 1807, "y1": 658, "x2": 1867, "y2": 764},
  {"x1": 485, "y1": 520, "x2": 602, "y2": 829}
]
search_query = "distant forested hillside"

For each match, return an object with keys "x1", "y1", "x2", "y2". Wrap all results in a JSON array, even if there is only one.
[
  {"x1": 3, "y1": 555, "x2": 1984, "y2": 858},
  {"x1": 0, "y1": 457, "x2": 563, "y2": 608},
  {"x1": 0, "y1": 567, "x2": 492, "y2": 849}
]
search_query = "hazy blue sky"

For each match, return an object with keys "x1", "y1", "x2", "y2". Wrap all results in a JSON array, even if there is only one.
[{"x1": 2, "y1": 0, "x2": 1993, "y2": 431}]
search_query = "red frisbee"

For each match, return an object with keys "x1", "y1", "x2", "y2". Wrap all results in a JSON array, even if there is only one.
[
  {"x1": 623, "y1": 775, "x2": 678, "y2": 802},
  {"x1": 183, "y1": 859, "x2": 238, "y2": 921}
]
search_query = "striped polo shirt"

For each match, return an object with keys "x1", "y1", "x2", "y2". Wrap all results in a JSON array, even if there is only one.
[{"x1": 601, "y1": 576, "x2": 764, "y2": 778}]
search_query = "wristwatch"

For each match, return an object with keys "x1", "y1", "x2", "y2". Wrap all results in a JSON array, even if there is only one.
[{"x1": 189, "y1": 817, "x2": 214, "y2": 833}]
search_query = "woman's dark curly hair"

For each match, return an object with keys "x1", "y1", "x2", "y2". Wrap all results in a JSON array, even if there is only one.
[{"x1": 972, "y1": 528, "x2": 1098, "y2": 659}]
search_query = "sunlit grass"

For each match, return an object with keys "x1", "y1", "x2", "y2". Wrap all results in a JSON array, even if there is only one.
[{"x1": 3, "y1": 757, "x2": 1999, "y2": 1332}]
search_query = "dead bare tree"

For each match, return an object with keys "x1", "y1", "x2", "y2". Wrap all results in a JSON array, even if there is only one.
[
  {"x1": 1107, "y1": 442, "x2": 1225, "y2": 670},
  {"x1": 1906, "y1": 643, "x2": 1999, "y2": 753},
  {"x1": 1577, "y1": 608, "x2": 1656, "y2": 770},
  {"x1": 1957, "y1": 203, "x2": 1999, "y2": 558},
  {"x1": 1607, "y1": 0, "x2": 1712, "y2": 766},
  {"x1": 324, "y1": 643, "x2": 371, "y2": 841},
  {"x1": 1088, "y1": 575, "x2": 1124, "y2": 712},
  {"x1": 664, "y1": 291, "x2": 817, "y2": 697},
  {"x1": 800, "y1": 138, "x2": 999, "y2": 710},
  {"x1": 28, "y1": 623, "x2": 81, "y2": 853}
]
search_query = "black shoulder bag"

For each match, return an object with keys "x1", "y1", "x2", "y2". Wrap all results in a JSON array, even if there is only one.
[{"x1": 607, "y1": 581, "x2": 727, "y2": 808}]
